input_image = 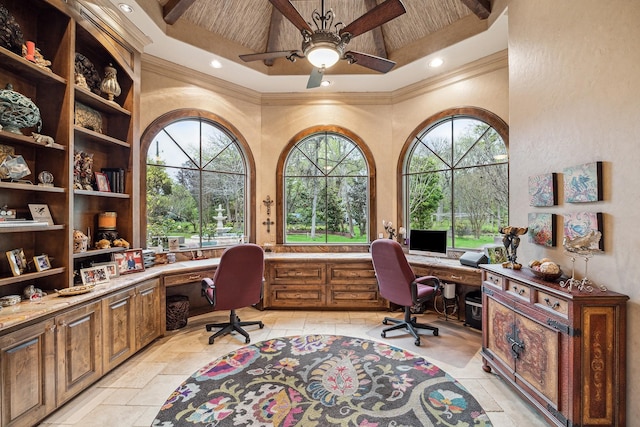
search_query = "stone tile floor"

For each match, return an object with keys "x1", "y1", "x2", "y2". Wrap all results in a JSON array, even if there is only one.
[{"x1": 40, "y1": 308, "x2": 549, "y2": 426}]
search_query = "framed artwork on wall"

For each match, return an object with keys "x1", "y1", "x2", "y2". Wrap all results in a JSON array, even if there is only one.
[
  {"x1": 528, "y1": 173, "x2": 557, "y2": 207},
  {"x1": 564, "y1": 161, "x2": 602, "y2": 203},
  {"x1": 563, "y1": 212, "x2": 604, "y2": 251},
  {"x1": 528, "y1": 213, "x2": 556, "y2": 247}
]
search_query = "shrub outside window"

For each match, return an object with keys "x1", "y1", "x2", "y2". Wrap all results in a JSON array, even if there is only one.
[
  {"x1": 403, "y1": 110, "x2": 508, "y2": 250},
  {"x1": 145, "y1": 116, "x2": 248, "y2": 250}
]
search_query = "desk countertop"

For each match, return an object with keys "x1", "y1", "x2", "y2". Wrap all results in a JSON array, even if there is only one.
[{"x1": 0, "y1": 252, "x2": 478, "y2": 332}]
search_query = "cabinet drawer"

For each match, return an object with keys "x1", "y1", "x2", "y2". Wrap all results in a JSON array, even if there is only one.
[
  {"x1": 269, "y1": 285, "x2": 325, "y2": 307},
  {"x1": 535, "y1": 290, "x2": 568, "y2": 317},
  {"x1": 164, "y1": 269, "x2": 216, "y2": 287},
  {"x1": 506, "y1": 280, "x2": 530, "y2": 300},
  {"x1": 430, "y1": 267, "x2": 481, "y2": 286},
  {"x1": 269, "y1": 263, "x2": 325, "y2": 284},
  {"x1": 328, "y1": 285, "x2": 386, "y2": 308},
  {"x1": 484, "y1": 272, "x2": 504, "y2": 288},
  {"x1": 327, "y1": 263, "x2": 376, "y2": 284}
]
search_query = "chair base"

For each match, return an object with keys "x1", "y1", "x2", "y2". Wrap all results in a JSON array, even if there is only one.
[
  {"x1": 205, "y1": 309, "x2": 264, "y2": 345},
  {"x1": 381, "y1": 307, "x2": 438, "y2": 346}
]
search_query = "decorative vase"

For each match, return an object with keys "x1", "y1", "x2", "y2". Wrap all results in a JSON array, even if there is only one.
[
  {"x1": 100, "y1": 63, "x2": 121, "y2": 103},
  {"x1": 0, "y1": 83, "x2": 42, "y2": 134}
]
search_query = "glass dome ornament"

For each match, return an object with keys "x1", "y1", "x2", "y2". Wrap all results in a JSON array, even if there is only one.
[
  {"x1": 100, "y1": 63, "x2": 121, "y2": 104},
  {"x1": 0, "y1": 83, "x2": 42, "y2": 134}
]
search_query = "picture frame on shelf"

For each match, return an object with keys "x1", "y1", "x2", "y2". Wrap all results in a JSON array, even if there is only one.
[
  {"x1": 79, "y1": 265, "x2": 110, "y2": 285},
  {"x1": 94, "y1": 172, "x2": 111, "y2": 192},
  {"x1": 94, "y1": 261, "x2": 118, "y2": 278},
  {"x1": 34, "y1": 254, "x2": 51, "y2": 271},
  {"x1": 484, "y1": 245, "x2": 508, "y2": 264},
  {"x1": 112, "y1": 249, "x2": 145, "y2": 274},
  {"x1": 28, "y1": 204, "x2": 54, "y2": 225},
  {"x1": 6, "y1": 248, "x2": 27, "y2": 276}
]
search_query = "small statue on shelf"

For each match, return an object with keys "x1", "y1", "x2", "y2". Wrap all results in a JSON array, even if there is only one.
[{"x1": 499, "y1": 226, "x2": 528, "y2": 269}]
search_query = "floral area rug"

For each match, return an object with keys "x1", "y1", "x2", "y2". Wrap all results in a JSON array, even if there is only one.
[{"x1": 152, "y1": 334, "x2": 492, "y2": 426}]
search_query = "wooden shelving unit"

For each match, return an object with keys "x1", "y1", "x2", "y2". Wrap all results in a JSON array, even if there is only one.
[{"x1": 0, "y1": 0, "x2": 140, "y2": 295}]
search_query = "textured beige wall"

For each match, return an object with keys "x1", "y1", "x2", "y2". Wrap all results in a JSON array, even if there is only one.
[
  {"x1": 141, "y1": 55, "x2": 508, "y2": 245},
  {"x1": 509, "y1": 1, "x2": 640, "y2": 423}
]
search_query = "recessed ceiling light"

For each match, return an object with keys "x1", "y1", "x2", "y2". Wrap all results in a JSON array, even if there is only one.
[
  {"x1": 428, "y1": 58, "x2": 444, "y2": 68},
  {"x1": 118, "y1": 3, "x2": 133, "y2": 13},
  {"x1": 320, "y1": 80, "x2": 332, "y2": 87},
  {"x1": 210, "y1": 59, "x2": 222, "y2": 69}
]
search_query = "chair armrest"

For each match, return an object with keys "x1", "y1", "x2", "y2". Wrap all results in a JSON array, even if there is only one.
[
  {"x1": 414, "y1": 275, "x2": 440, "y2": 289},
  {"x1": 201, "y1": 278, "x2": 216, "y2": 305}
]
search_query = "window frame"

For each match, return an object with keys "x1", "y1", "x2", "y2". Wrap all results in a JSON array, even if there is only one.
[
  {"x1": 140, "y1": 109, "x2": 256, "y2": 248},
  {"x1": 397, "y1": 107, "x2": 509, "y2": 250},
  {"x1": 276, "y1": 125, "x2": 377, "y2": 247}
]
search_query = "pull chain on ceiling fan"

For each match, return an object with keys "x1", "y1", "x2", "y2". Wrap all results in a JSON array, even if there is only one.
[{"x1": 239, "y1": 0, "x2": 407, "y2": 89}]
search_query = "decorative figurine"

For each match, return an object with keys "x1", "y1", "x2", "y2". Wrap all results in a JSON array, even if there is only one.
[
  {"x1": 0, "y1": 83, "x2": 42, "y2": 134},
  {"x1": 100, "y1": 63, "x2": 121, "y2": 104},
  {"x1": 499, "y1": 226, "x2": 528, "y2": 269},
  {"x1": 382, "y1": 220, "x2": 396, "y2": 239}
]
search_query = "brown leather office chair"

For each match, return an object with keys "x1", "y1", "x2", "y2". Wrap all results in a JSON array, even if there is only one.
[
  {"x1": 201, "y1": 243, "x2": 265, "y2": 344},
  {"x1": 370, "y1": 239, "x2": 440, "y2": 346}
]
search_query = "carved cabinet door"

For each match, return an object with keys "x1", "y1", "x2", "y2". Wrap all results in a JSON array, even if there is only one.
[{"x1": 486, "y1": 297, "x2": 562, "y2": 408}]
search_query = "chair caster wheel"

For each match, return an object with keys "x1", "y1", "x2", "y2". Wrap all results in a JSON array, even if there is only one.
[
  {"x1": 206, "y1": 325, "x2": 213, "y2": 331},
  {"x1": 433, "y1": 330, "x2": 439, "y2": 337},
  {"x1": 414, "y1": 339, "x2": 421, "y2": 346},
  {"x1": 209, "y1": 337, "x2": 215, "y2": 345},
  {"x1": 259, "y1": 322, "x2": 264, "y2": 329},
  {"x1": 245, "y1": 338, "x2": 250, "y2": 344},
  {"x1": 381, "y1": 332, "x2": 386, "y2": 338},
  {"x1": 382, "y1": 320, "x2": 388, "y2": 325}
]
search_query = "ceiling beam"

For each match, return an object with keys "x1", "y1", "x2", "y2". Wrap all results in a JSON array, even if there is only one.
[
  {"x1": 264, "y1": 5, "x2": 286, "y2": 66},
  {"x1": 163, "y1": 0, "x2": 197, "y2": 25},
  {"x1": 364, "y1": 0, "x2": 388, "y2": 58},
  {"x1": 460, "y1": 0, "x2": 491, "y2": 19}
]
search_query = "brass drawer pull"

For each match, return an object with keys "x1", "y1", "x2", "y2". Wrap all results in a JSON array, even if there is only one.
[
  {"x1": 450, "y1": 275, "x2": 462, "y2": 280},
  {"x1": 187, "y1": 275, "x2": 202, "y2": 280},
  {"x1": 544, "y1": 297, "x2": 560, "y2": 309}
]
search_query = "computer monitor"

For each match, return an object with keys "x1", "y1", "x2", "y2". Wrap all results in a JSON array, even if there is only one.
[{"x1": 408, "y1": 229, "x2": 448, "y2": 257}]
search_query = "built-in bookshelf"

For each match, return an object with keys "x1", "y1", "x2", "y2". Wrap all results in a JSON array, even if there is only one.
[{"x1": 0, "y1": 0, "x2": 140, "y2": 296}]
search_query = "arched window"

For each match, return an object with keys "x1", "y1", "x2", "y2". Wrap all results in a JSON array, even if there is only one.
[
  {"x1": 278, "y1": 127, "x2": 375, "y2": 244},
  {"x1": 401, "y1": 107, "x2": 509, "y2": 250},
  {"x1": 142, "y1": 110, "x2": 255, "y2": 250}
]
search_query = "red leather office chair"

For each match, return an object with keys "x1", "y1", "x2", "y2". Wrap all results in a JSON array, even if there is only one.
[
  {"x1": 201, "y1": 243, "x2": 265, "y2": 345},
  {"x1": 370, "y1": 239, "x2": 440, "y2": 346}
]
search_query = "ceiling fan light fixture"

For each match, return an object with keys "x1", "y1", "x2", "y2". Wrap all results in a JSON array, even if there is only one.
[{"x1": 307, "y1": 45, "x2": 340, "y2": 69}]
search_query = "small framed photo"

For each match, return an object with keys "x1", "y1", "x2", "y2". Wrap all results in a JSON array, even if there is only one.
[
  {"x1": 6, "y1": 248, "x2": 27, "y2": 276},
  {"x1": 112, "y1": 249, "x2": 145, "y2": 274},
  {"x1": 28, "y1": 203, "x2": 54, "y2": 225},
  {"x1": 94, "y1": 172, "x2": 111, "y2": 192},
  {"x1": 94, "y1": 261, "x2": 119, "y2": 278},
  {"x1": 168, "y1": 237, "x2": 180, "y2": 251},
  {"x1": 80, "y1": 265, "x2": 110, "y2": 285},
  {"x1": 484, "y1": 245, "x2": 508, "y2": 264},
  {"x1": 34, "y1": 254, "x2": 52, "y2": 271}
]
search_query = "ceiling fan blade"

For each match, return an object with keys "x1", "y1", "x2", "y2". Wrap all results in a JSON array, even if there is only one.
[
  {"x1": 306, "y1": 67, "x2": 324, "y2": 89},
  {"x1": 269, "y1": 0, "x2": 312, "y2": 33},
  {"x1": 346, "y1": 51, "x2": 396, "y2": 73},
  {"x1": 340, "y1": 0, "x2": 406, "y2": 39},
  {"x1": 239, "y1": 50, "x2": 300, "y2": 62}
]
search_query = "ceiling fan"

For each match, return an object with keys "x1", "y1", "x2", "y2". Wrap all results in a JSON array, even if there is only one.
[{"x1": 239, "y1": 0, "x2": 407, "y2": 88}]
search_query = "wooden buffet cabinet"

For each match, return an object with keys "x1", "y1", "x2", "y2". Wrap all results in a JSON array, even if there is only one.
[{"x1": 480, "y1": 264, "x2": 628, "y2": 427}]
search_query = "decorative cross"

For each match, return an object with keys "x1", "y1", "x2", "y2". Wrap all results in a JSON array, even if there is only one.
[
  {"x1": 263, "y1": 195, "x2": 274, "y2": 216},
  {"x1": 263, "y1": 217, "x2": 274, "y2": 233}
]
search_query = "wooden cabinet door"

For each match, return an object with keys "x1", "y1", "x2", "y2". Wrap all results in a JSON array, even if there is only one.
[
  {"x1": 0, "y1": 319, "x2": 55, "y2": 427},
  {"x1": 55, "y1": 301, "x2": 103, "y2": 406},
  {"x1": 102, "y1": 288, "x2": 136, "y2": 373},
  {"x1": 135, "y1": 279, "x2": 163, "y2": 349}
]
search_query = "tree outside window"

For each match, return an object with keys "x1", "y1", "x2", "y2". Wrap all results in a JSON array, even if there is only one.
[
  {"x1": 283, "y1": 131, "x2": 369, "y2": 244},
  {"x1": 145, "y1": 117, "x2": 248, "y2": 250},
  {"x1": 403, "y1": 110, "x2": 508, "y2": 249}
]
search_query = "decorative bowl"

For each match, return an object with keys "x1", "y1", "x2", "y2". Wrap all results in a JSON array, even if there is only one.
[{"x1": 528, "y1": 267, "x2": 562, "y2": 282}]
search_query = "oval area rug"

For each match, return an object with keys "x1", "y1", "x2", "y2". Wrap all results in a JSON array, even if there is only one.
[{"x1": 152, "y1": 334, "x2": 492, "y2": 426}]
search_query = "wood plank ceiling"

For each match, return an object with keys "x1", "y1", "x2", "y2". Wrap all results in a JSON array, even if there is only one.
[{"x1": 156, "y1": 0, "x2": 493, "y2": 76}]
